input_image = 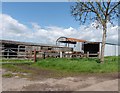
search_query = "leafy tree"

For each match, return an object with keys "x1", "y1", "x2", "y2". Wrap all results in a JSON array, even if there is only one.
[{"x1": 71, "y1": 0, "x2": 120, "y2": 63}]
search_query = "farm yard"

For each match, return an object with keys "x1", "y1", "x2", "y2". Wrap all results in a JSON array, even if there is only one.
[
  {"x1": 1, "y1": 56, "x2": 119, "y2": 91},
  {"x1": 1, "y1": 1, "x2": 120, "y2": 92},
  {"x1": 0, "y1": 38, "x2": 119, "y2": 91}
]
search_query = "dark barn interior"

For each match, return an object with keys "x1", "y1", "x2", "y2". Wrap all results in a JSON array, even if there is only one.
[
  {"x1": 82, "y1": 42, "x2": 100, "y2": 57},
  {"x1": 3, "y1": 44, "x2": 18, "y2": 58},
  {"x1": 56, "y1": 37, "x2": 100, "y2": 57}
]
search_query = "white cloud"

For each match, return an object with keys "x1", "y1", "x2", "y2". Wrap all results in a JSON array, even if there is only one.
[
  {"x1": 2, "y1": 14, "x2": 28, "y2": 33},
  {"x1": 0, "y1": 14, "x2": 118, "y2": 45}
]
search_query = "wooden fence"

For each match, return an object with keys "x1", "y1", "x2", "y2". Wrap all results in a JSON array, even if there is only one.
[{"x1": 0, "y1": 47, "x2": 99, "y2": 63}]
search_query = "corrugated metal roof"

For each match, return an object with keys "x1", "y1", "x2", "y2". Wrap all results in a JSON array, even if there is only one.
[
  {"x1": 0, "y1": 39, "x2": 70, "y2": 48},
  {"x1": 56, "y1": 37, "x2": 87, "y2": 44},
  {"x1": 66, "y1": 38, "x2": 87, "y2": 42},
  {"x1": 56, "y1": 37, "x2": 119, "y2": 46}
]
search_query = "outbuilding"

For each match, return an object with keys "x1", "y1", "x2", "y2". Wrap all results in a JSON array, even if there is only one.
[{"x1": 56, "y1": 37, "x2": 119, "y2": 57}]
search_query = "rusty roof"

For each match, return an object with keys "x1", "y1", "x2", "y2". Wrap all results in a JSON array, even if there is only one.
[
  {"x1": 56, "y1": 37, "x2": 87, "y2": 44},
  {"x1": 66, "y1": 38, "x2": 87, "y2": 42}
]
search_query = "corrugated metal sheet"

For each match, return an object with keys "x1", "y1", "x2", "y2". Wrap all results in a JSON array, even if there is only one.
[
  {"x1": 100, "y1": 43, "x2": 119, "y2": 56},
  {"x1": 74, "y1": 42, "x2": 83, "y2": 52}
]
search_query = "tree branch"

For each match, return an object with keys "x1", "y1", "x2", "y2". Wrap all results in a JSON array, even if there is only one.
[
  {"x1": 83, "y1": 11, "x2": 88, "y2": 23},
  {"x1": 88, "y1": 2, "x2": 103, "y2": 24},
  {"x1": 103, "y1": 2, "x2": 107, "y2": 9},
  {"x1": 108, "y1": 2, "x2": 120, "y2": 15},
  {"x1": 96, "y1": 2, "x2": 106, "y2": 16},
  {"x1": 104, "y1": 1, "x2": 111, "y2": 22},
  {"x1": 80, "y1": 2, "x2": 103, "y2": 24}
]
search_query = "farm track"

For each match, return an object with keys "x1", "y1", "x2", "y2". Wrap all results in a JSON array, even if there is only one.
[{"x1": 1, "y1": 67, "x2": 119, "y2": 91}]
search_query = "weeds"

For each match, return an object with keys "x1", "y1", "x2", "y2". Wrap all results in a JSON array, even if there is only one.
[{"x1": 2, "y1": 73, "x2": 14, "y2": 78}]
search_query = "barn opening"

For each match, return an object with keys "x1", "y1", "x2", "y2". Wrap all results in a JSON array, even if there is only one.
[
  {"x1": 3, "y1": 44, "x2": 18, "y2": 58},
  {"x1": 82, "y1": 42, "x2": 100, "y2": 57}
]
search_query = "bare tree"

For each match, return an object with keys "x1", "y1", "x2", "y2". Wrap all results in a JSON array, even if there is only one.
[{"x1": 71, "y1": 0, "x2": 120, "y2": 63}]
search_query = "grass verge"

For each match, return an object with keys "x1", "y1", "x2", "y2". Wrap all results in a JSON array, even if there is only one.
[
  {"x1": 32, "y1": 56, "x2": 118, "y2": 73},
  {"x1": 2, "y1": 56, "x2": 118, "y2": 79}
]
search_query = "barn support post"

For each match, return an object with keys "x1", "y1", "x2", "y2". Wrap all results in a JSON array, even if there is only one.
[
  {"x1": 34, "y1": 49, "x2": 36, "y2": 63},
  {"x1": 87, "y1": 51, "x2": 89, "y2": 58},
  {"x1": 43, "y1": 52, "x2": 45, "y2": 59},
  {"x1": 25, "y1": 46, "x2": 27, "y2": 58},
  {"x1": 68, "y1": 43, "x2": 69, "y2": 47},
  {"x1": 7, "y1": 49, "x2": 9, "y2": 59},
  {"x1": 60, "y1": 51, "x2": 63, "y2": 58},
  {"x1": 17, "y1": 45, "x2": 20, "y2": 58}
]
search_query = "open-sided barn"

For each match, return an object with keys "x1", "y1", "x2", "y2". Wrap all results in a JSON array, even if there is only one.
[
  {"x1": 56, "y1": 37, "x2": 119, "y2": 57},
  {"x1": 0, "y1": 40, "x2": 73, "y2": 58},
  {"x1": 0, "y1": 37, "x2": 119, "y2": 59}
]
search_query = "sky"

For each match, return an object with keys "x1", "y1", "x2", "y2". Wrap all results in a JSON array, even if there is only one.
[
  {"x1": 0, "y1": 2, "x2": 118, "y2": 45},
  {"x1": 2, "y1": 2, "x2": 79, "y2": 28}
]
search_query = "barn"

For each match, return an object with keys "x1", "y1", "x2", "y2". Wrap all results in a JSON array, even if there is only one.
[
  {"x1": 0, "y1": 37, "x2": 118, "y2": 59},
  {"x1": 0, "y1": 40, "x2": 73, "y2": 58},
  {"x1": 56, "y1": 37, "x2": 119, "y2": 57}
]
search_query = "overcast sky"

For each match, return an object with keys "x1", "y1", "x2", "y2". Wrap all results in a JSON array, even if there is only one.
[{"x1": 1, "y1": 2, "x2": 118, "y2": 45}]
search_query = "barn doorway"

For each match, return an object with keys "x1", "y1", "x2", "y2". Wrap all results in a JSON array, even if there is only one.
[
  {"x1": 3, "y1": 44, "x2": 18, "y2": 58},
  {"x1": 82, "y1": 42, "x2": 100, "y2": 57}
]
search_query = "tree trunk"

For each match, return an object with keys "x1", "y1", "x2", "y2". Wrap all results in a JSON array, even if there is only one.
[{"x1": 100, "y1": 24, "x2": 107, "y2": 63}]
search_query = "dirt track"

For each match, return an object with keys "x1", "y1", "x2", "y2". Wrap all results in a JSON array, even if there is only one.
[
  {"x1": 22, "y1": 78, "x2": 118, "y2": 91},
  {"x1": 78, "y1": 79, "x2": 118, "y2": 91},
  {"x1": 1, "y1": 68, "x2": 119, "y2": 91}
]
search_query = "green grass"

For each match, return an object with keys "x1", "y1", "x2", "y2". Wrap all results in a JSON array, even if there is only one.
[
  {"x1": 32, "y1": 56, "x2": 118, "y2": 73},
  {"x1": 2, "y1": 56, "x2": 118, "y2": 75},
  {"x1": 2, "y1": 64, "x2": 31, "y2": 73}
]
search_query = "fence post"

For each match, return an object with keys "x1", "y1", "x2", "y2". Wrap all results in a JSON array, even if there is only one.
[{"x1": 34, "y1": 49, "x2": 36, "y2": 63}]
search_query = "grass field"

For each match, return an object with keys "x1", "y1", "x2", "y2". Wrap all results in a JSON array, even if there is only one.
[{"x1": 2, "y1": 56, "x2": 118, "y2": 75}]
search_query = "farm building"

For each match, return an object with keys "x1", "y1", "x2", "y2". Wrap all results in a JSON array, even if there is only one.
[
  {"x1": 56, "y1": 37, "x2": 119, "y2": 57},
  {"x1": 0, "y1": 37, "x2": 119, "y2": 59},
  {"x1": 0, "y1": 40, "x2": 73, "y2": 58}
]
